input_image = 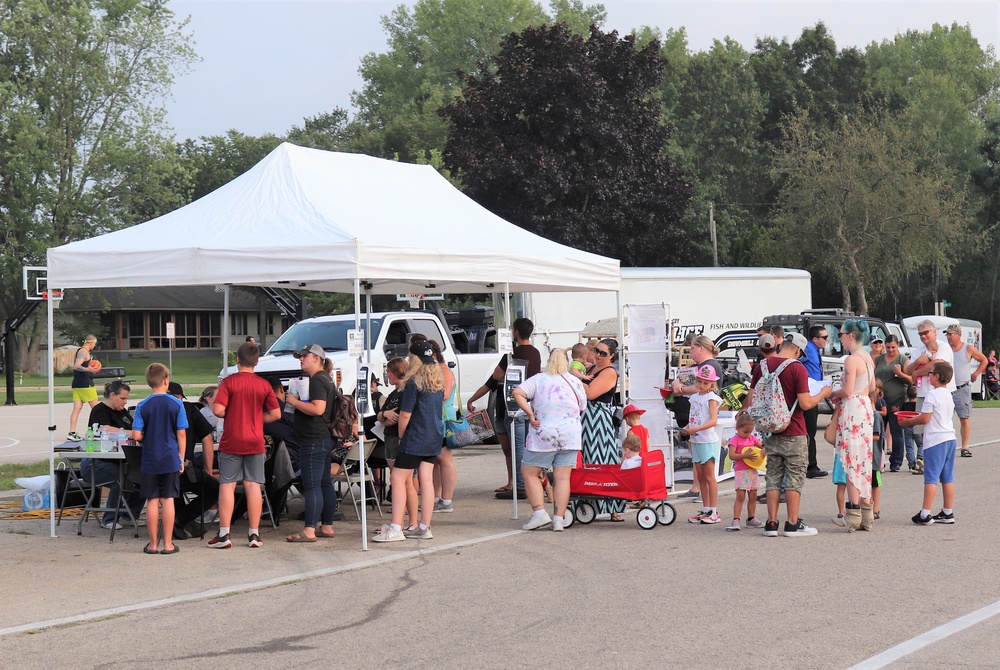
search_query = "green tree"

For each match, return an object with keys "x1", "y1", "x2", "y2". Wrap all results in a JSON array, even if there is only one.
[
  {"x1": 350, "y1": 0, "x2": 606, "y2": 163},
  {"x1": 767, "y1": 111, "x2": 967, "y2": 314},
  {"x1": 0, "y1": 0, "x2": 196, "y2": 369},
  {"x1": 440, "y1": 23, "x2": 693, "y2": 265},
  {"x1": 285, "y1": 109, "x2": 353, "y2": 152}
]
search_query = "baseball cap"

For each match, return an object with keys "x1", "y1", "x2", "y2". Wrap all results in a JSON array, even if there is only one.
[
  {"x1": 293, "y1": 344, "x2": 326, "y2": 360},
  {"x1": 757, "y1": 333, "x2": 776, "y2": 349},
  {"x1": 622, "y1": 403, "x2": 646, "y2": 417},
  {"x1": 409, "y1": 340, "x2": 436, "y2": 364},
  {"x1": 167, "y1": 382, "x2": 185, "y2": 398},
  {"x1": 696, "y1": 364, "x2": 720, "y2": 382},
  {"x1": 870, "y1": 334, "x2": 884, "y2": 344},
  {"x1": 784, "y1": 332, "x2": 809, "y2": 352}
]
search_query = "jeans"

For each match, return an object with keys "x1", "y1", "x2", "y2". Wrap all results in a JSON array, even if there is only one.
[
  {"x1": 80, "y1": 457, "x2": 143, "y2": 524},
  {"x1": 299, "y1": 438, "x2": 337, "y2": 528},
  {"x1": 904, "y1": 429, "x2": 923, "y2": 469},
  {"x1": 887, "y1": 410, "x2": 905, "y2": 470},
  {"x1": 803, "y1": 406, "x2": 820, "y2": 471},
  {"x1": 509, "y1": 416, "x2": 527, "y2": 491}
]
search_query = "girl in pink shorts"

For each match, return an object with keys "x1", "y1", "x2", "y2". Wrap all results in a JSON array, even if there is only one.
[{"x1": 726, "y1": 413, "x2": 765, "y2": 531}]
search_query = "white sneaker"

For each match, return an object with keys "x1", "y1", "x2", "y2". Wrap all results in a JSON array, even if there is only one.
[
  {"x1": 783, "y1": 520, "x2": 818, "y2": 537},
  {"x1": 372, "y1": 525, "x2": 406, "y2": 542},
  {"x1": 202, "y1": 508, "x2": 219, "y2": 524},
  {"x1": 551, "y1": 516, "x2": 564, "y2": 532},
  {"x1": 522, "y1": 513, "x2": 552, "y2": 530},
  {"x1": 725, "y1": 519, "x2": 741, "y2": 532},
  {"x1": 99, "y1": 519, "x2": 122, "y2": 530}
]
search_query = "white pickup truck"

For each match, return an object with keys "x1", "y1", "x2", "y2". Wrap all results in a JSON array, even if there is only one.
[{"x1": 226, "y1": 311, "x2": 502, "y2": 408}]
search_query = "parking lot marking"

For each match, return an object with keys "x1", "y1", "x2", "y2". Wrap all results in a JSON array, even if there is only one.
[
  {"x1": 0, "y1": 529, "x2": 524, "y2": 638},
  {"x1": 849, "y1": 598, "x2": 1000, "y2": 669}
]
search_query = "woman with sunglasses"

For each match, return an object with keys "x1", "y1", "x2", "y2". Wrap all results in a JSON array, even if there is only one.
[
  {"x1": 581, "y1": 338, "x2": 627, "y2": 521},
  {"x1": 874, "y1": 335, "x2": 911, "y2": 472}
]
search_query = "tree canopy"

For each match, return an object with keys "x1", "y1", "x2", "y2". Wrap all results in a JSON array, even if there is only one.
[{"x1": 441, "y1": 23, "x2": 693, "y2": 265}]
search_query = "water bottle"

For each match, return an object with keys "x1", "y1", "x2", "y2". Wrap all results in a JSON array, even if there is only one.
[
  {"x1": 99, "y1": 427, "x2": 110, "y2": 452},
  {"x1": 117, "y1": 427, "x2": 127, "y2": 449},
  {"x1": 85, "y1": 425, "x2": 96, "y2": 452}
]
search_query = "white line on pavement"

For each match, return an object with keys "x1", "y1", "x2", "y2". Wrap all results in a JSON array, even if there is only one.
[
  {"x1": 848, "y1": 598, "x2": 1000, "y2": 669},
  {"x1": 0, "y1": 529, "x2": 524, "y2": 638}
]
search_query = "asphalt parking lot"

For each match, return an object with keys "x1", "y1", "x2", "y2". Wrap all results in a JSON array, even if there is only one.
[{"x1": 1, "y1": 403, "x2": 998, "y2": 669}]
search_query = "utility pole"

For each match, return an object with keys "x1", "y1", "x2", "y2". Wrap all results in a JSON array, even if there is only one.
[{"x1": 709, "y1": 202, "x2": 718, "y2": 267}]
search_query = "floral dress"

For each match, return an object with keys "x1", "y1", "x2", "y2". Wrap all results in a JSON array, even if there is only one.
[{"x1": 836, "y1": 357, "x2": 874, "y2": 498}]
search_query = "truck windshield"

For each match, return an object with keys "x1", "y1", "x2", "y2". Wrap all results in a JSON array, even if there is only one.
[{"x1": 265, "y1": 319, "x2": 383, "y2": 355}]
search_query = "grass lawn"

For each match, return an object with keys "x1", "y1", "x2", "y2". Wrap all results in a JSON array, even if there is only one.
[
  {"x1": 973, "y1": 400, "x2": 1000, "y2": 409},
  {"x1": 2, "y1": 354, "x2": 226, "y2": 406},
  {"x1": 0, "y1": 459, "x2": 66, "y2": 491}
]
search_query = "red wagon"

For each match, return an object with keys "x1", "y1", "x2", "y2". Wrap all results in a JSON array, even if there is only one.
[{"x1": 565, "y1": 451, "x2": 676, "y2": 530}]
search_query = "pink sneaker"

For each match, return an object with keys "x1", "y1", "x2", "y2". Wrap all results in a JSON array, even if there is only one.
[{"x1": 746, "y1": 517, "x2": 765, "y2": 528}]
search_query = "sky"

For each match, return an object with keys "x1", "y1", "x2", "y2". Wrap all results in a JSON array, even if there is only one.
[{"x1": 165, "y1": 0, "x2": 1000, "y2": 142}]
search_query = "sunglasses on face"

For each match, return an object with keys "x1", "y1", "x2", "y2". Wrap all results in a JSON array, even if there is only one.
[
  {"x1": 816, "y1": 335, "x2": 828, "y2": 340},
  {"x1": 595, "y1": 349, "x2": 610, "y2": 357},
  {"x1": 919, "y1": 330, "x2": 932, "y2": 337}
]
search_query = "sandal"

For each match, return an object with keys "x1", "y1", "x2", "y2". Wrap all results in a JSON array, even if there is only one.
[
  {"x1": 143, "y1": 543, "x2": 159, "y2": 555},
  {"x1": 610, "y1": 513, "x2": 625, "y2": 522},
  {"x1": 961, "y1": 449, "x2": 972, "y2": 458},
  {"x1": 285, "y1": 532, "x2": 317, "y2": 543},
  {"x1": 318, "y1": 530, "x2": 335, "y2": 539},
  {"x1": 494, "y1": 485, "x2": 513, "y2": 493}
]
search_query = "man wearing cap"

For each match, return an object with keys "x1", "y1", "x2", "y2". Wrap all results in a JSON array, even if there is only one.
[
  {"x1": 745, "y1": 332, "x2": 832, "y2": 537},
  {"x1": 802, "y1": 326, "x2": 830, "y2": 479},
  {"x1": 209, "y1": 342, "x2": 281, "y2": 549},
  {"x1": 905, "y1": 320, "x2": 956, "y2": 465},
  {"x1": 167, "y1": 382, "x2": 218, "y2": 540},
  {"x1": 68, "y1": 334, "x2": 100, "y2": 442},
  {"x1": 945, "y1": 324, "x2": 987, "y2": 457}
]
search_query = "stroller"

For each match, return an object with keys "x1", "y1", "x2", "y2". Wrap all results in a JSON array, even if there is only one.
[{"x1": 563, "y1": 451, "x2": 676, "y2": 530}]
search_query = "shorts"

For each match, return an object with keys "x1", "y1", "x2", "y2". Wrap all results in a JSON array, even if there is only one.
[
  {"x1": 872, "y1": 469, "x2": 881, "y2": 489},
  {"x1": 922, "y1": 440, "x2": 956, "y2": 485},
  {"x1": 140, "y1": 471, "x2": 180, "y2": 499},
  {"x1": 218, "y1": 451, "x2": 265, "y2": 484},
  {"x1": 522, "y1": 449, "x2": 579, "y2": 469},
  {"x1": 393, "y1": 451, "x2": 437, "y2": 470},
  {"x1": 763, "y1": 433, "x2": 808, "y2": 493},
  {"x1": 331, "y1": 442, "x2": 351, "y2": 466},
  {"x1": 494, "y1": 414, "x2": 509, "y2": 437},
  {"x1": 733, "y1": 468, "x2": 759, "y2": 491},
  {"x1": 952, "y1": 385, "x2": 972, "y2": 419},
  {"x1": 832, "y1": 453, "x2": 846, "y2": 485},
  {"x1": 72, "y1": 386, "x2": 98, "y2": 403},
  {"x1": 691, "y1": 441, "x2": 720, "y2": 464}
]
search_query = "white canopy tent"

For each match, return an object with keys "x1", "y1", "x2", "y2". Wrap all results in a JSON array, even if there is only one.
[{"x1": 45, "y1": 142, "x2": 621, "y2": 545}]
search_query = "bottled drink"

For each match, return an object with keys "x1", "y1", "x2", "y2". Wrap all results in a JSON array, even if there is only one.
[
  {"x1": 99, "y1": 427, "x2": 110, "y2": 452},
  {"x1": 117, "y1": 427, "x2": 127, "y2": 448},
  {"x1": 85, "y1": 426, "x2": 96, "y2": 452}
]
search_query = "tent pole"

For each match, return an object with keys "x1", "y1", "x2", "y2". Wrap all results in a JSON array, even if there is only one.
[
  {"x1": 355, "y1": 277, "x2": 368, "y2": 550},
  {"x1": 221, "y1": 286, "x2": 230, "y2": 377},
  {"x1": 48, "y1": 283, "x2": 56, "y2": 537},
  {"x1": 505, "y1": 283, "x2": 518, "y2": 519},
  {"x1": 616, "y1": 290, "x2": 625, "y2": 406}
]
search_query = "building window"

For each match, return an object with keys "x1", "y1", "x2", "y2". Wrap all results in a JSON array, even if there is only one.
[
  {"x1": 200, "y1": 313, "x2": 220, "y2": 349},
  {"x1": 230, "y1": 313, "x2": 247, "y2": 336}
]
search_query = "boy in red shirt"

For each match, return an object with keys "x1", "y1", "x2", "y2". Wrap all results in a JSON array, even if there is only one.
[
  {"x1": 622, "y1": 404, "x2": 649, "y2": 454},
  {"x1": 209, "y1": 342, "x2": 281, "y2": 549}
]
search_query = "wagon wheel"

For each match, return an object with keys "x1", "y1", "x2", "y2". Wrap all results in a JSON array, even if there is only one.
[
  {"x1": 575, "y1": 501, "x2": 596, "y2": 524},
  {"x1": 560, "y1": 504, "x2": 575, "y2": 529},
  {"x1": 655, "y1": 502, "x2": 676, "y2": 526},
  {"x1": 637, "y1": 507, "x2": 657, "y2": 530}
]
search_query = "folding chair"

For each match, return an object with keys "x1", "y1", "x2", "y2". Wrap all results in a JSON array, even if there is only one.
[
  {"x1": 985, "y1": 380, "x2": 1000, "y2": 401},
  {"x1": 108, "y1": 444, "x2": 143, "y2": 542},
  {"x1": 333, "y1": 438, "x2": 383, "y2": 519},
  {"x1": 56, "y1": 462, "x2": 114, "y2": 529},
  {"x1": 234, "y1": 438, "x2": 277, "y2": 529}
]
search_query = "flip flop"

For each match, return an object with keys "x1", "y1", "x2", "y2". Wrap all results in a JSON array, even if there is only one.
[
  {"x1": 160, "y1": 545, "x2": 180, "y2": 554},
  {"x1": 494, "y1": 485, "x2": 513, "y2": 493},
  {"x1": 610, "y1": 513, "x2": 625, "y2": 523},
  {"x1": 286, "y1": 533, "x2": 317, "y2": 543},
  {"x1": 143, "y1": 544, "x2": 159, "y2": 555}
]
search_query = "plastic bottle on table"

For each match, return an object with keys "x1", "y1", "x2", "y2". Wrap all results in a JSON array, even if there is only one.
[
  {"x1": 117, "y1": 427, "x2": 127, "y2": 449},
  {"x1": 99, "y1": 427, "x2": 109, "y2": 452},
  {"x1": 85, "y1": 425, "x2": 96, "y2": 452}
]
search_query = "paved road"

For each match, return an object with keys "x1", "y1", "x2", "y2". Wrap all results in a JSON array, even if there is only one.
[{"x1": 0, "y1": 407, "x2": 998, "y2": 668}]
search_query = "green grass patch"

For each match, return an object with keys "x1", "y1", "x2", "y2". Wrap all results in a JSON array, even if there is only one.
[
  {"x1": 3, "y1": 354, "x2": 225, "y2": 405},
  {"x1": 0, "y1": 460, "x2": 60, "y2": 491},
  {"x1": 973, "y1": 400, "x2": 1000, "y2": 409}
]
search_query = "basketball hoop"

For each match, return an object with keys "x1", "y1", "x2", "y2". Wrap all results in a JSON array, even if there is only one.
[{"x1": 41, "y1": 290, "x2": 64, "y2": 302}]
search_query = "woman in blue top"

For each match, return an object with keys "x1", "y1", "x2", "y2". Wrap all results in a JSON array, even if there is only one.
[
  {"x1": 372, "y1": 339, "x2": 444, "y2": 543},
  {"x1": 430, "y1": 339, "x2": 459, "y2": 514}
]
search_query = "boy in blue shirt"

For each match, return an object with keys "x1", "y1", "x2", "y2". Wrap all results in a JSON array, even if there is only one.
[{"x1": 132, "y1": 363, "x2": 187, "y2": 554}]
